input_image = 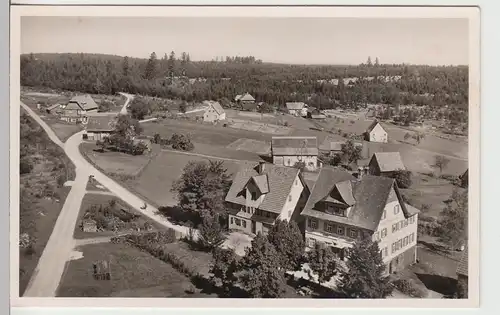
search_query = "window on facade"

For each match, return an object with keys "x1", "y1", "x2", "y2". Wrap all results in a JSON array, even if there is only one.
[
  {"x1": 350, "y1": 229, "x2": 358, "y2": 239},
  {"x1": 308, "y1": 238, "x2": 316, "y2": 248},
  {"x1": 242, "y1": 220, "x2": 247, "y2": 228},
  {"x1": 394, "y1": 204, "x2": 400, "y2": 215},
  {"x1": 230, "y1": 217, "x2": 234, "y2": 224},
  {"x1": 374, "y1": 231, "x2": 380, "y2": 241},
  {"x1": 308, "y1": 218, "x2": 318, "y2": 229},
  {"x1": 381, "y1": 228, "x2": 387, "y2": 238},
  {"x1": 325, "y1": 223, "x2": 334, "y2": 233},
  {"x1": 409, "y1": 216, "x2": 415, "y2": 224},
  {"x1": 337, "y1": 226, "x2": 345, "y2": 235},
  {"x1": 288, "y1": 195, "x2": 292, "y2": 202},
  {"x1": 410, "y1": 233, "x2": 415, "y2": 243},
  {"x1": 404, "y1": 236, "x2": 409, "y2": 247},
  {"x1": 392, "y1": 224, "x2": 398, "y2": 233},
  {"x1": 235, "y1": 218, "x2": 241, "y2": 226},
  {"x1": 381, "y1": 210, "x2": 387, "y2": 220},
  {"x1": 398, "y1": 239, "x2": 403, "y2": 249},
  {"x1": 404, "y1": 219, "x2": 408, "y2": 228},
  {"x1": 251, "y1": 191, "x2": 257, "y2": 200},
  {"x1": 287, "y1": 159, "x2": 291, "y2": 166},
  {"x1": 392, "y1": 243, "x2": 396, "y2": 253}
]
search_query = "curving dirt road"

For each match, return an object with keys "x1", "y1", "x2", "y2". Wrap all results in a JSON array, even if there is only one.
[
  {"x1": 21, "y1": 101, "x2": 195, "y2": 297},
  {"x1": 118, "y1": 92, "x2": 134, "y2": 115}
]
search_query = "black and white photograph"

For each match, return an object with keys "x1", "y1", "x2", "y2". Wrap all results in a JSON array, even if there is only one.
[{"x1": 9, "y1": 5, "x2": 480, "y2": 308}]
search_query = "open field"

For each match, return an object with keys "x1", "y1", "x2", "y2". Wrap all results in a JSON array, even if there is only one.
[
  {"x1": 130, "y1": 150, "x2": 254, "y2": 207},
  {"x1": 73, "y1": 193, "x2": 169, "y2": 239},
  {"x1": 226, "y1": 138, "x2": 271, "y2": 155},
  {"x1": 401, "y1": 175, "x2": 466, "y2": 219},
  {"x1": 80, "y1": 142, "x2": 159, "y2": 177},
  {"x1": 163, "y1": 241, "x2": 214, "y2": 276},
  {"x1": 57, "y1": 242, "x2": 215, "y2": 297},
  {"x1": 141, "y1": 119, "x2": 272, "y2": 146},
  {"x1": 229, "y1": 118, "x2": 291, "y2": 135}
]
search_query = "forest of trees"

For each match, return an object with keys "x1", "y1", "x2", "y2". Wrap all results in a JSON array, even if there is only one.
[{"x1": 20, "y1": 52, "x2": 468, "y2": 114}]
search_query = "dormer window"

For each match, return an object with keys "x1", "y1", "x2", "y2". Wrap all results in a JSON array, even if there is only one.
[{"x1": 251, "y1": 191, "x2": 257, "y2": 200}]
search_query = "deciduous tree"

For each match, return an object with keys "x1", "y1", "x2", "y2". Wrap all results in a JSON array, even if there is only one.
[
  {"x1": 438, "y1": 189, "x2": 467, "y2": 249},
  {"x1": 267, "y1": 220, "x2": 305, "y2": 271},
  {"x1": 239, "y1": 233, "x2": 287, "y2": 298},
  {"x1": 341, "y1": 139, "x2": 362, "y2": 164},
  {"x1": 307, "y1": 244, "x2": 338, "y2": 285},
  {"x1": 210, "y1": 247, "x2": 239, "y2": 296},
  {"x1": 171, "y1": 160, "x2": 231, "y2": 214},
  {"x1": 197, "y1": 213, "x2": 226, "y2": 250}
]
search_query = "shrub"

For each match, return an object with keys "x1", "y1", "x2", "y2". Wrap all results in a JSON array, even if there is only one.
[
  {"x1": 393, "y1": 279, "x2": 427, "y2": 298},
  {"x1": 391, "y1": 169, "x2": 412, "y2": 188},
  {"x1": 20, "y1": 159, "x2": 33, "y2": 175},
  {"x1": 56, "y1": 174, "x2": 66, "y2": 187}
]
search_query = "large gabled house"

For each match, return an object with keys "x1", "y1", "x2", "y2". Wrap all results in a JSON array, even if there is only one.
[
  {"x1": 203, "y1": 100, "x2": 226, "y2": 123},
  {"x1": 60, "y1": 94, "x2": 99, "y2": 124},
  {"x1": 225, "y1": 162, "x2": 310, "y2": 236},
  {"x1": 286, "y1": 102, "x2": 308, "y2": 117},
  {"x1": 368, "y1": 152, "x2": 406, "y2": 177},
  {"x1": 83, "y1": 113, "x2": 118, "y2": 141},
  {"x1": 271, "y1": 136, "x2": 320, "y2": 172},
  {"x1": 364, "y1": 120, "x2": 388, "y2": 143},
  {"x1": 300, "y1": 168, "x2": 419, "y2": 274}
]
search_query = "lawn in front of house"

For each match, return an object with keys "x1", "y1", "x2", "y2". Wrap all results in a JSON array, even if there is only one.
[
  {"x1": 80, "y1": 142, "x2": 159, "y2": 177},
  {"x1": 57, "y1": 242, "x2": 216, "y2": 297},
  {"x1": 130, "y1": 150, "x2": 253, "y2": 207}
]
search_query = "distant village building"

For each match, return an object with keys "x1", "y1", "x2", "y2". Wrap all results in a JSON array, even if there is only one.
[
  {"x1": 271, "y1": 136, "x2": 320, "y2": 172},
  {"x1": 203, "y1": 100, "x2": 226, "y2": 123},
  {"x1": 241, "y1": 102, "x2": 258, "y2": 112},
  {"x1": 83, "y1": 113, "x2": 118, "y2": 141},
  {"x1": 235, "y1": 93, "x2": 256, "y2": 104},
  {"x1": 319, "y1": 140, "x2": 344, "y2": 156},
  {"x1": 364, "y1": 120, "x2": 388, "y2": 143},
  {"x1": 286, "y1": 102, "x2": 308, "y2": 117},
  {"x1": 46, "y1": 103, "x2": 62, "y2": 114},
  {"x1": 60, "y1": 94, "x2": 99, "y2": 124},
  {"x1": 368, "y1": 152, "x2": 406, "y2": 177},
  {"x1": 300, "y1": 168, "x2": 419, "y2": 274},
  {"x1": 456, "y1": 245, "x2": 468, "y2": 298},
  {"x1": 225, "y1": 162, "x2": 310, "y2": 236}
]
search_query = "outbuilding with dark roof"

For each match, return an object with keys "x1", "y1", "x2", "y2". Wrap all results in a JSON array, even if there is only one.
[{"x1": 368, "y1": 152, "x2": 406, "y2": 176}]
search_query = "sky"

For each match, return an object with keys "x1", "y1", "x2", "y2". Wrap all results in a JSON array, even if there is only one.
[{"x1": 21, "y1": 17, "x2": 469, "y2": 66}]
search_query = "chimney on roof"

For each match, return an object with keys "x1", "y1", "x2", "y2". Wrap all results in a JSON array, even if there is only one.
[
  {"x1": 258, "y1": 161, "x2": 266, "y2": 175},
  {"x1": 357, "y1": 166, "x2": 364, "y2": 180}
]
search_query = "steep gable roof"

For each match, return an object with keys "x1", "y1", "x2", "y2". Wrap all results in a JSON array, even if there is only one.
[
  {"x1": 86, "y1": 113, "x2": 118, "y2": 132},
  {"x1": 366, "y1": 120, "x2": 383, "y2": 133},
  {"x1": 204, "y1": 100, "x2": 225, "y2": 115},
  {"x1": 240, "y1": 93, "x2": 255, "y2": 102},
  {"x1": 456, "y1": 245, "x2": 468, "y2": 277},
  {"x1": 251, "y1": 174, "x2": 269, "y2": 194},
  {"x1": 271, "y1": 136, "x2": 318, "y2": 156},
  {"x1": 234, "y1": 94, "x2": 242, "y2": 101},
  {"x1": 370, "y1": 152, "x2": 406, "y2": 172},
  {"x1": 225, "y1": 163, "x2": 299, "y2": 214},
  {"x1": 330, "y1": 180, "x2": 356, "y2": 206},
  {"x1": 301, "y1": 168, "x2": 411, "y2": 231},
  {"x1": 68, "y1": 94, "x2": 99, "y2": 111}
]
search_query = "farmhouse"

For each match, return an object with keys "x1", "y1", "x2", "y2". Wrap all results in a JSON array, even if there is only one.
[
  {"x1": 368, "y1": 152, "x2": 406, "y2": 177},
  {"x1": 225, "y1": 162, "x2": 310, "y2": 236},
  {"x1": 286, "y1": 102, "x2": 308, "y2": 117},
  {"x1": 46, "y1": 103, "x2": 62, "y2": 114},
  {"x1": 271, "y1": 136, "x2": 320, "y2": 172},
  {"x1": 60, "y1": 94, "x2": 99, "y2": 124},
  {"x1": 456, "y1": 245, "x2": 468, "y2": 298},
  {"x1": 319, "y1": 140, "x2": 343, "y2": 156},
  {"x1": 300, "y1": 168, "x2": 419, "y2": 274},
  {"x1": 364, "y1": 120, "x2": 388, "y2": 143},
  {"x1": 83, "y1": 113, "x2": 118, "y2": 141},
  {"x1": 235, "y1": 93, "x2": 255, "y2": 104},
  {"x1": 203, "y1": 100, "x2": 226, "y2": 123}
]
